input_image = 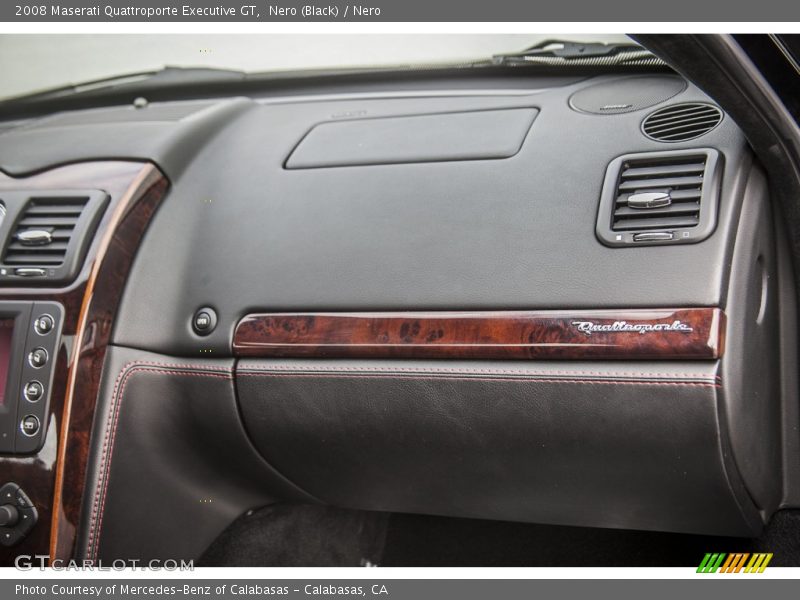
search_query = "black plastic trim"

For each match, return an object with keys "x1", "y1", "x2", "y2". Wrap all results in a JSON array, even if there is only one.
[
  {"x1": 0, "y1": 190, "x2": 108, "y2": 285},
  {"x1": 596, "y1": 148, "x2": 722, "y2": 247}
]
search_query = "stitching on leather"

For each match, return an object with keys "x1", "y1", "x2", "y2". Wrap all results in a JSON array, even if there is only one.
[
  {"x1": 87, "y1": 362, "x2": 232, "y2": 560},
  {"x1": 106, "y1": 360, "x2": 232, "y2": 373},
  {"x1": 237, "y1": 372, "x2": 721, "y2": 387},
  {"x1": 86, "y1": 360, "x2": 718, "y2": 558},
  {"x1": 238, "y1": 364, "x2": 720, "y2": 380}
]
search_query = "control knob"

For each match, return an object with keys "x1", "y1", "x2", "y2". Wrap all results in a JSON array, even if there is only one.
[{"x1": 0, "y1": 504, "x2": 19, "y2": 528}]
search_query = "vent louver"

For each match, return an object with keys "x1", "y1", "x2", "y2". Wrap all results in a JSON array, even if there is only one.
[
  {"x1": 0, "y1": 189, "x2": 109, "y2": 285},
  {"x1": 3, "y1": 197, "x2": 89, "y2": 266},
  {"x1": 642, "y1": 103, "x2": 723, "y2": 142},
  {"x1": 596, "y1": 149, "x2": 721, "y2": 247},
  {"x1": 612, "y1": 156, "x2": 705, "y2": 232}
]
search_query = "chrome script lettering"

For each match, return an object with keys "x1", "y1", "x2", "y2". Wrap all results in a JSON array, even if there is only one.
[{"x1": 571, "y1": 320, "x2": 694, "y2": 335}]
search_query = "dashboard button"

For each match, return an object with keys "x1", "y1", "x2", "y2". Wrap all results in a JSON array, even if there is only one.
[
  {"x1": 0, "y1": 484, "x2": 19, "y2": 504},
  {"x1": 14, "y1": 489, "x2": 33, "y2": 509},
  {"x1": 0, "y1": 504, "x2": 19, "y2": 528},
  {"x1": 1, "y1": 528, "x2": 23, "y2": 547},
  {"x1": 14, "y1": 268, "x2": 46, "y2": 277},
  {"x1": 192, "y1": 307, "x2": 217, "y2": 336},
  {"x1": 23, "y1": 381, "x2": 43, "y2": 403},
  {"x1": 28, "y1": 348, "x2": 48, "y2": 369},
  {"x1": 34, "y1": 314, "x2": 54, "y2": 335},
  {"x1": 195, "y1": 312, "x2": 211, "y2": 331},
  {"x1": 20, "y1": 416, "x2": 40, "y2": 437},
  {"x1": 632, "y1": 231, "x2": 674, "y2": 242},
  {"x1": 18, "y1": 505, "x2": 37, "y2": 527}
]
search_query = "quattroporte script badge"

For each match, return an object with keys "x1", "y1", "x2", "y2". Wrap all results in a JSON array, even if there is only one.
[{"x1": 571, "y1": 320, "x2": 694, "y2": 335}]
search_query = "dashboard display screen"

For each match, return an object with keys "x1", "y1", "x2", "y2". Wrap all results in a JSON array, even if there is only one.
[{"x1": 0, "y1": 320, "x2": 14, "y2": 406}]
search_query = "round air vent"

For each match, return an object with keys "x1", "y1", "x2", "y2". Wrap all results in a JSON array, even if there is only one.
[{"x1": 642, "y1": 103, "x2": 723, "y2": 142}]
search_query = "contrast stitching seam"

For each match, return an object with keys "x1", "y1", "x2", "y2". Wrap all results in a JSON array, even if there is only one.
[
  {"x1": 237, "y1": 364, "x2": 719, "y2": 380},
  {"x1": 86, "y1": 362, "x2": 232, "y2": 560},
  {"x1": 237, "y1": 372, "x2": 721, "y2": 387},
  {"x1": 105, "y1": 360, "x2": 232, "y2": 372},
  {"x1": 86, "y1": 362, "x2": 718, "y2": 558}
]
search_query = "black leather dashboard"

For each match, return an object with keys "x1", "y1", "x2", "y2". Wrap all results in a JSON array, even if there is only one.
[
  {"x1": 0, "y1": 74, "x2": 751, "y2": 355},
  {"x1": 110, "y1": 75, "x2": 750, "y2": 356}
]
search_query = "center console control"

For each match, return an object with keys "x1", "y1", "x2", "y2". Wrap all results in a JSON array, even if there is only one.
[
  {"x1": 0, "y1": 482, "x2": 37, "y2": 547},
  {"x1": 0, "y1": 301, "x2": 64, "y2": 455}
]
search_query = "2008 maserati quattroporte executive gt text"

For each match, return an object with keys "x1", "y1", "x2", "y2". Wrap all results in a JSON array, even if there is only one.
[{"x1": 0, "y1": 33, "x2": 798, "y2": 567}]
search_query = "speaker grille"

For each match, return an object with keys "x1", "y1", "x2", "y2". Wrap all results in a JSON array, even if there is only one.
[
  {"x1": 642, "y1": 103, "x2": 723, "y2": 142},
  {"x1": 569, "y1": 76, "x2": 687, "y2": 115}
]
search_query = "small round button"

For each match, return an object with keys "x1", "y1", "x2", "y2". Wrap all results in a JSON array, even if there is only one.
[
  {"x1": 28, "y1": 348, "x2": 48, "y2": 369},
  {"x1": 20, "y1": 415, "x2": 40, "y2": 437},
  {"x1": 195, "y1": 312, "x2": 212, "y2": 331},
  {"x1": 192, "y1": 307, "x2": 217, "y2": 336},
  {"x1": 24, "y1": 381, "x2": 44, "y2": 403},
  {"x1": 34, "y1": 314, "x2": 54, "y2": 335}
]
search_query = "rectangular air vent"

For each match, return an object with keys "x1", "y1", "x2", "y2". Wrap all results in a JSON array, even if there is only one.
[
  {"x1": 0, "y1": 190, "x2": 109, "y2": 285},
  {"x1": 3, "y1": 197, "x2": 89, "y2": 266},
  {"x1": 613, "y1": 158, "x2": 705, "y2": 231},
  {"x1": 596, "y1": 149, "x2": 721, "y2": 247}
]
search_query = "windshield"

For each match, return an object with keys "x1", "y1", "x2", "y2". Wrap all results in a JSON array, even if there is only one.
[{"x1": 0, "y1": 33, "x2": 631, "y2": 101}]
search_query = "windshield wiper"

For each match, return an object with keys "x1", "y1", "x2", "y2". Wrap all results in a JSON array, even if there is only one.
[{"x1": 492, "y1": 40, "x2": 667, "y2": 67}]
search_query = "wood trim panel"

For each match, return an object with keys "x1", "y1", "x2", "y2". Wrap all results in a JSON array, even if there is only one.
[
  {"x1": 234, "y1": 308, "x2": 725, "y2": 360},
  {"x1": 0, "y1": 162, "x2": 169, "y2": 565},
  {"x1": 50, "y1": 165, "x2": 168, "y2": 561}
]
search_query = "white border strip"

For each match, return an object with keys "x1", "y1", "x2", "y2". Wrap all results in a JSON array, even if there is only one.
[
  {"x1": 1, "y1": 22, "x2": 799, "y2": 34},
  {"x1": 1, "y1": 566, "x2": 800, "y2": 578}
]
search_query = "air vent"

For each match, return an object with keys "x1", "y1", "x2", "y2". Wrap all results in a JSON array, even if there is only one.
[
  {"x1": 596, "y1": 149, "x2": 722, "y2": 247},
  {"x1": 612, "y1": 158, "x2": 705, "y2": 231},
  {"x1": 0, "y1": 189, "x2": 109, "y2": 285},
  {"x1": 3, "y1": 197, "x2": 89, "y2": 266},
  {"x1": 642, "y1": 103, "x2": 723, "y2": 142}
]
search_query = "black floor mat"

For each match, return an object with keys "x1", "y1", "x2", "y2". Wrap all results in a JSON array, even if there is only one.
[
  {"x1": 381, "y1": 510, "x2": 800, "y2": 567},
  {"x1": 199, "y1": 504, "x2": 800, "y2": 567},
  {"x1": 198, "y1": 504, "x2": 388, "y2": 567}
]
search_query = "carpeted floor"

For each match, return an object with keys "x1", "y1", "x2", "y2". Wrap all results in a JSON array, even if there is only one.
[
  {"x1": 198, "y1": 504, "x2": 800, "y2": 567},
  {"x1": 199, "y1": 503, "x2": 388, "y2": 567}
]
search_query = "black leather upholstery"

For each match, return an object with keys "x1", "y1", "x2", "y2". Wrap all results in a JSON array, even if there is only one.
[
  {"x1": 77, "y1": 347, "x2": 316, "y2": 562},
  {"x1": 236, "y1": 359, "x2": 761, "y2": 537},
  {"x1": 79, "y1": 350, "x2": 765, "y2": 561}
]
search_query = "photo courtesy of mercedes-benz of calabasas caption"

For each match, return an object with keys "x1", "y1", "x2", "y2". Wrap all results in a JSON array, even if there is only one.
[{"x1": 0, "y1": 33, "x2": 799, "y2": 567}]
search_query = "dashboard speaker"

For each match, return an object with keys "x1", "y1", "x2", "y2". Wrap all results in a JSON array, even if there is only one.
[{"x1": 569, "y1": 76, "x2": 687, "y2": 115}]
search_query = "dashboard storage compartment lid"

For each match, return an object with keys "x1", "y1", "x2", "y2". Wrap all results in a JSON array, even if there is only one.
[
  {"x1": 236, "y1": 359, "x2": 761, "y2": 537},
  {"x1": 284, "y1": 108, "x2": 538, "y2": 169}
]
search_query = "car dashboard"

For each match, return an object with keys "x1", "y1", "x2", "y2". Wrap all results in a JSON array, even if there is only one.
[{"x1": 0, "y1": 67, "x2": 796, "y2": 564}]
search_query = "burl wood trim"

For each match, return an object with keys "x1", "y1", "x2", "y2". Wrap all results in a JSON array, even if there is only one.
[
  {"x1": 48, "y1": 165, "x2": 168, "y2": 562},
  {"x1": 0, "y1": 162, "x2": 167, "y2": 565},
  {"x1": 234, "y1": 309, "x2": 725, "y2": 360}
]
